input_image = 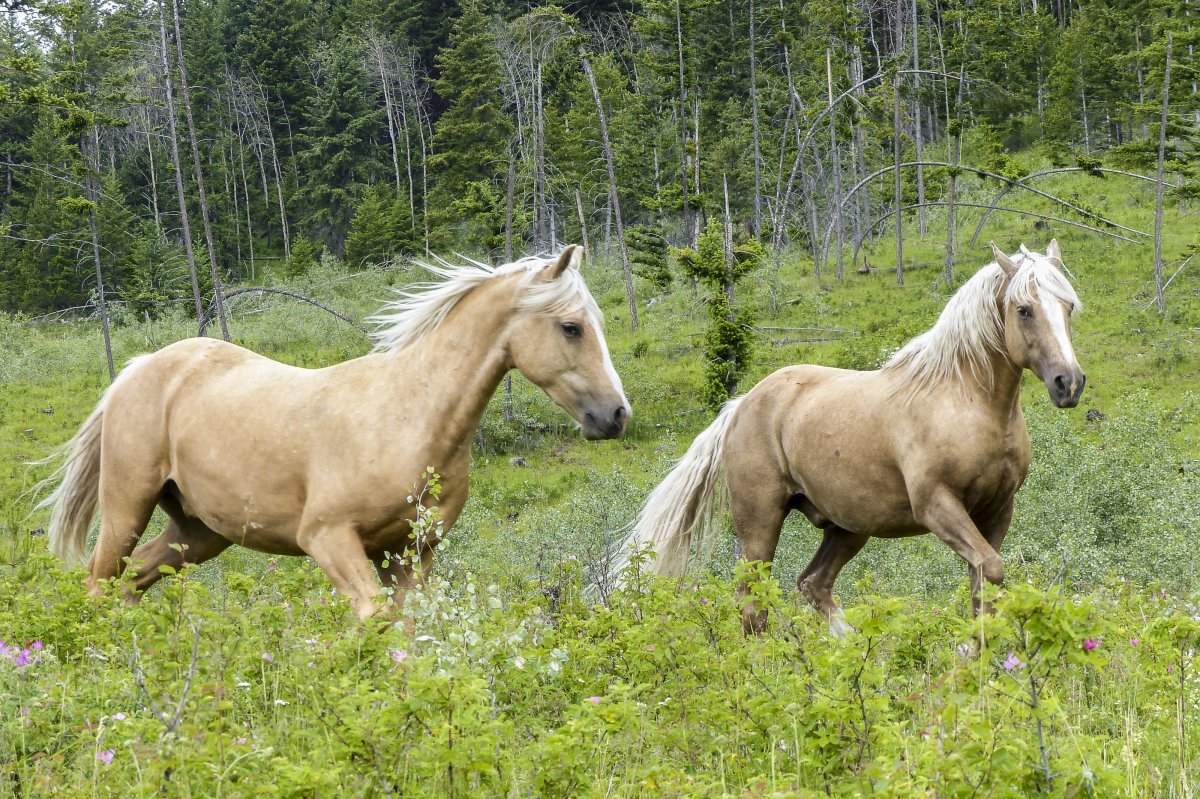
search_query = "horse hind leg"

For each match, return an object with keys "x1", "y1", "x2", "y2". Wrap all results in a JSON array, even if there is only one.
[
  {"x1": 87, "y1": 482, "x2": 159, "y2": 597},
  {"x1": 726, "y1": 473, "x2": 791, "y2": 635},
  {"x1": 796, "y1": 526, "x2": 869, "y2": 638},
  {"x1": 126, "y1": 515, "x2": 232, "y2": 596}
]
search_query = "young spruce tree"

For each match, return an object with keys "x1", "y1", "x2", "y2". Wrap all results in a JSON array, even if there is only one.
[{"x1": 428, "y1": 1, "x2": 512, "y2": 255}]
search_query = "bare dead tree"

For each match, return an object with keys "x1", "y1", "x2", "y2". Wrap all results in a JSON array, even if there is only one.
[
  {"x1": 170, "y1": 0, "x2": 229, "y2": 340},
  {"x1": 156, "y1": 0, "x2": 204, "y2": 329},
  {"x1": 1154, "y1": 32, "x2": 1173, "y2": 313},
  {"x1": 893, "y1": 71, "x2": 904, "y2": 286},
  {"x1": 676, "y1": 0, "x2": 694, "y2": 247},
  {"x1": 85, "y1": 126, "x2": 114, "y2": 381},
  {"x1": 911, "y1": 0, "x2": 926, "y2": 238},
  {"x1": 748, "y1": 0, "x2": 762, "y2": 239},
  {"x1": 575, "y1": 31, "x2": 638, "y2": 329}
]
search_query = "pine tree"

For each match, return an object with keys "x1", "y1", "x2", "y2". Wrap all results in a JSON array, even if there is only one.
[
  {"x1": 296, "y1": 37, "x2": 384, "y2": 258},
  {"x1": 427, "y1": 0, "x2": 512, "y2": 255},
  {"x1": 346, "y1": 184, "x2": 417, "y2": 267}
]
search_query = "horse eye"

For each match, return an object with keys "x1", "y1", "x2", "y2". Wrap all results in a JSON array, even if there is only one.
[
  {"x1": 561, "y1": 322, "x2": 582, "y2": 338},
  {"x1": 1017, "y1": 306, "x2": 1031, "y2": 318}
]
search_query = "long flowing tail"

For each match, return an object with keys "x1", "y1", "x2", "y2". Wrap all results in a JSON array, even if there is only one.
[
  {"x1": 609, "y1": 397, "x2": 743, "y2": 585},
  {"x1": 37, "y1": 356, "x2": 147, "y2": 566}
]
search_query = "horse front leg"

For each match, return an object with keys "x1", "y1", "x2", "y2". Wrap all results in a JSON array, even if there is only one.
[
  {"x1": 971, "y1": 502, "x2": 1014, "y2": 617},
  {"x1": 301, "y1": 524, "x2": 382, "y2": 620},
  {"x1": 914, "y1": 486, "x2": 1006, "y2": 613},
  {"x1": 373, "y1": 545, "x2": 436, "y2": 636}
]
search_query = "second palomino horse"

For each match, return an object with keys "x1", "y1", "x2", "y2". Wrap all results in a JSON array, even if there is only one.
[
  {"x1": 44, "y1": 246, "x2": 629, "y2": 618},
  {"x1": 614, "y1": 241, "x2": 1083, "y2": 633}
]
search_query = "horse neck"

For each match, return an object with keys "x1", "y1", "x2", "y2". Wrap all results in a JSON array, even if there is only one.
[
  {"x1": 978, "y1": 338, "x2": 1025, "y2": 419},
  {"x1": 385, "y1": 276, "x2": 520, "y2": 452}
]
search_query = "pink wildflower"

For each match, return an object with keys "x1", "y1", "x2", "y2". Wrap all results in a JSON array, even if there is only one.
[
  {"x1": 646, "y1": 644, "x2": 656, "y2": 652},
  {"x1": 1002, "y1": 653, "x2": 1025, "y2": 672},
  {"x1": 1131, "y1": 638, "x2": 1139, "y2": 647},
  {"x1": 96, "y1": 749, "x2": 114, "y2": 765},
  {"x1": 587, "y1": 696, "x2": 601, "y2": 705},
  {"x1": 111, "y1": 713, "x2": 126, "y2": 721},
  {"x1": 1082, "y1": 638, "x2": 1098, "y2": 652},
  {"x1": 699, "y1": 598, "x2": 709, "y2": 605},
  {"x1": 261, "y1": 653, "x2": 275, "y2": 664},
  {"x1": 391, "y1": 649, "x2": 408, "y2": 664}
]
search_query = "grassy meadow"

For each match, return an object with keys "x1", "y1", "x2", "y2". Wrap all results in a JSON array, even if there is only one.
[{"x1": 1, "y1": 166, "x2": 1199, "y2": 795}]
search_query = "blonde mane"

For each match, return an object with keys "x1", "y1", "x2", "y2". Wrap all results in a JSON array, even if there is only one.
[
  {"x1": 882, "y1": 248, "x2": 1080, "y2": 394},
  {"x1": 369, "y1": 253, "x2": 598, "y2": 353}
]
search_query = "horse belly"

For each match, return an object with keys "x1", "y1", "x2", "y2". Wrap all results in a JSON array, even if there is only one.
[{"x1": 774, "y1": 375, "x2": 921, "y2": 537}]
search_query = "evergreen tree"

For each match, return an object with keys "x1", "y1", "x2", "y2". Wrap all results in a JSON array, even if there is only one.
[
  {"x1": 427, "y1": 0, "x2": 511, "y2": 255},
  {"x1": 296, "y1": 37, "x2": 384, "y2": 258},
  {"x1": 345, "y1": 184, "x2": 417, "y2": 267}
]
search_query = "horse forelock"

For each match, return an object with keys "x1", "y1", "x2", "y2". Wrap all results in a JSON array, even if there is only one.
[
  {"x1": 369, "y1": 252, "x2": 596, "y2": 353},
  {"x1": 883, "y1": 248, "x2": 1078, "y2": 395}
]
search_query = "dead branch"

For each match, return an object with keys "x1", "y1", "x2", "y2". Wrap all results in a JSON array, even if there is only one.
[
  {"x1": 969, "y1": 166, "x2": 1168, "y2": 247},
  {"x1": 198, "y1": 287, "x2": 370, "y2": 338}
]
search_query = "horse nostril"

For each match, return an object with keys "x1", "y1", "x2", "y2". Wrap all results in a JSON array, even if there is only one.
[
  {"x1": 1053, "y1": 375, "x2": 1068, "y2": 394},
  {"x1": 614, "y1": 405, "x2": 628, "y2": 424}
]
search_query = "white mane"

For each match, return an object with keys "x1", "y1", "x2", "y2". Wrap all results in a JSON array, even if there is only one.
[
  {"x1": 369, "y1": 253, "x2": 598, "y2": 353},
  {"x1": 882, "y1": 247, "x2": 1080, "y2": 393}
]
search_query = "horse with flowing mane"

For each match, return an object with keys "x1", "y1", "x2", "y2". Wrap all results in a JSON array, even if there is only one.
[
  {"x1": 612, "y1": 241, "x2": 1083, "y2": 634},
  {"x1": 43, "y1": 245, "x2": 629, "y2": 618}
]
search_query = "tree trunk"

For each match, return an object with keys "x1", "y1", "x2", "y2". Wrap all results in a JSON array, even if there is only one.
[
  {"x1": 86, "y1": 127, "x2": 115, "y2": 381},
  {"x1": 574, "y1": 188, "x2": 591, "y2": 255},
  {"x1": 505, "y1": 153, "x2": 516, "y2": 263},
  {"x1": 171, "y1": 0, "x2": 228, "y2": 340},
  {"x1": 578, "y1": 39, "x2": 638, "y2": 329},
  {"x1": 911, "y1": 0, "x2": 925, "y2": 237},
  {"x1": 142, "y1": 110, "x2": 161, "y2": 227},
  {"x1": 893, "y1": 72, "x2": 904, "y2": 286},
  {"x1": 1154, "y1": 33, "x2": 1172, "y2": 314},
  {"x1": 748, "y1": 0, "x2": 762, "y2": 239},
  {"x1": 256, "y1": 80, "x2": 291, "y2": 261},
  {"x1": 156, "y1": 0, "x2": 205, "y2": 329},
  {"x1": 675, "y1": 0, "x2": 693, "y2": 247},
  {"x1": 827, "y1": 46, "x2": 844, "y2": 283}
]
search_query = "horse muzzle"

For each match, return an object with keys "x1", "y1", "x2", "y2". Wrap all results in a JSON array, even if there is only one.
[
  {"x1": 582, "y1": 403, "x2": 630, "y2": 440},
  {"x1": 1046, "y1": 368, "x2": 1086, "y2": 409}
]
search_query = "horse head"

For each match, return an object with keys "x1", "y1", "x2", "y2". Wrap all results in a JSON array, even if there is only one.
[
  {"x1": 991, "y1": 240, "x2": 1086, "y2": 408},
  {"x1": 505, "y1": 245, "x2": 631, "y2": 439}
]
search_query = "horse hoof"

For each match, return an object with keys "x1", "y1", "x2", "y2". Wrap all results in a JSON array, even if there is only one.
[{"x1": 829, "y1": 612, "x2": 855, "y2": 639}]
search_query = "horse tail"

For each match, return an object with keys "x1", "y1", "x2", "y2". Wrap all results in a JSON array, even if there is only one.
[
  {"x1": 610, "y1": 397, "x2": 744, "y2": 584},
  {"x1": 38, "y1": 356, "x2": 148, "y2": 566}
]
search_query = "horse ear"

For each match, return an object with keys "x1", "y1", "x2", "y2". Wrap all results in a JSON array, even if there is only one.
[
  {"x1": 1019, "y1": 243, "x2": 1032, "y2": 257},
  {"x1": 1046, "y1": 238, "x2": 1062, "y2": 263},
  {"x1": 990, "y1": 242, "x2": 1019, "y2": 277},
  {"x1": 543, "y1": 245, "x2": 583, "y2": 280}
]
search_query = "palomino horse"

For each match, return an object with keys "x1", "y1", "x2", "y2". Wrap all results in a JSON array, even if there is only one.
[
  {"x1": 613, "y1": 241, "x2": 1083, "y2": 634},
  {"x1": 44, "y1": 246, "x2": 629, "y2": 618}
]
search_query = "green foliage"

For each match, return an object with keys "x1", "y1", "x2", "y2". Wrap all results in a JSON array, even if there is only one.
[
  {"x1": 0, "y1": 548, "x2": 1194, "y2": 796},
  {"x1": 283, "y1": 235, "x2": 319, "y2": 278},
  {"x1": 627, "y1": 224, "x2": 670, "y2": 291},
  {"x1": 426, "y1": 1, "x2": 512, "y2": 254},
  {"x1": 345, "y1": 184, "x2": 418, "y2": 268},
  {"x1": 675, "y1": 218, "x2": 763, "y2": 408}
]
